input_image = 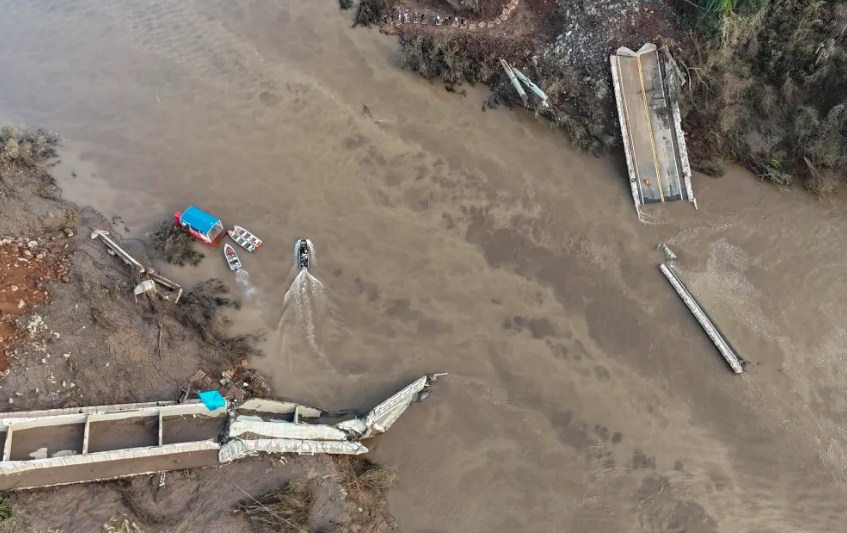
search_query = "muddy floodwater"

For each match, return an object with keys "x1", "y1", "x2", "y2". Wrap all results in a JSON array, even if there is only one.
[{"x1": 2, "y1": 1, "x2": 847, "y2": 531}]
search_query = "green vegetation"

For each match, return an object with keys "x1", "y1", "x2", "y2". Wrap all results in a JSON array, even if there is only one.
[
  {"x1": 339, "y1": 0, "x2": 353, "y2": 10},
  {"x1": 679, "y1": 0, "x2": 846, "y2": 195},
  {"x1": 701, "y1": 0, "x2": 737, "y2": 15},
  {"x1": 0, "y1": 497, "x2": 12, "y2": 521},
  {"x1": 239, "y1": 481, "x2": 313, "y2": 533}
]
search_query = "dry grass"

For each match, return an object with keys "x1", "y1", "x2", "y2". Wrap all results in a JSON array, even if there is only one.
[
  {"x1": 338, "y1": 457, "x2": 397, "y2": 494},
  {"x1": 148, "y1": 220, "x2": 205, "y2": 266},
  {"x1": 103, "y1": 515, "x2": 146, "y2": 533},
  {"x1": 354, "y1": 464, "x2": 397, "y2": 492},
  {"x1": 239, "y1": 481, "x2": 313, "y2": 533},
  {"x1": 676, "y1": 0, "x2": 847, "y2": 196},
  {"x1": 0, "y1": 125, "x2": 59, "y2": 170}
]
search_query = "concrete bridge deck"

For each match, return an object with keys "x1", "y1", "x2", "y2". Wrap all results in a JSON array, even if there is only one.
[
  {"x1": 611, "y1": 44, "x2": 695, "y2": 211},
  {"x1": 0, "y1": 374, "x2": 443, "y2": 490}
]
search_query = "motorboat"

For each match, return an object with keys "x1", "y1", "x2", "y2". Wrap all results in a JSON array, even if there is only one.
[{"x1": 224, "y1": 243, "x2": 242, "y2": 272}]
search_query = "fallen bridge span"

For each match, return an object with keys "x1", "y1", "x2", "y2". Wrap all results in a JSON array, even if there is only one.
[
  {"x1": 611, "y1": 44, "x2": 696, "y2": 214},
  {"x1": 0, "y1": 374, "x2": 445, "y2": 490}
]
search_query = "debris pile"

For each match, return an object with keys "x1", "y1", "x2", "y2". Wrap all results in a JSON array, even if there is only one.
[
  {"x1": 0, "y1": 235, "x2": 72, "y2": 369},
  {"x1": 181, "y1": 365, "x2": 271, "y2": 404},
  {"x1": 91, "y1": 230, "x2": 183, "y2": 302}
]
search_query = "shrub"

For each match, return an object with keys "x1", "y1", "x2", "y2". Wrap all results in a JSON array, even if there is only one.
[
  {"x1": 148, "y1": 220, "x2": 205, "y2": 266},
  {"x1": 239, "y1": 481, "x2": 312, "y2": 533}
]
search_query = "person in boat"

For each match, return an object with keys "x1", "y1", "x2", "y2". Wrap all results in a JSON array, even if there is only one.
[{"x1": 299, "y1": 240, "x2": 309, "y2": 268}]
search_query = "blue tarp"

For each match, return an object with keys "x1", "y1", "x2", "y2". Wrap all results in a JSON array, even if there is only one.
[
  {"x1": 180, "y1": 206, "x2": 220, "y2": 235},
  {"x1": 198, "y1": 390, "x2": 226, "y2": 411}
]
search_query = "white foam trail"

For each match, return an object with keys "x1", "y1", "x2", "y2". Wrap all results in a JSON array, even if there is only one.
[
  {"x1": 235, "y1": 269, "x2": 257, "y2": 298},
  {"x1": 280, "y1": 269, "x2": 325, "y2": 354}
]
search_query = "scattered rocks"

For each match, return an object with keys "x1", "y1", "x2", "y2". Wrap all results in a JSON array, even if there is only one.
[{"x1": 547, "y1": 0, "x2": 678, "y2": 79}]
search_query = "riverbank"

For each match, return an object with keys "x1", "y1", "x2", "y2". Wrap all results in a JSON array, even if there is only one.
[
  {"x1": 352, "y1": 0, "x2": 846, "y2": 193},
  {"x1": 3, "y1": 2, "x2": 847, "y2": 530},
  {"x1": 0, "y1": 126, "x2": 397, "y2": 532}
]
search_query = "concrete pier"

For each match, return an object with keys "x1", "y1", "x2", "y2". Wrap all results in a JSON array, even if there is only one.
[{"x1": 659, "y1": 264, "x2": 744, "y2": 374}]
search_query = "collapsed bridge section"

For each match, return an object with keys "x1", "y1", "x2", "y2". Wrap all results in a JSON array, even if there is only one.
[
  {"x1": 0, "y1": 374, "x2": 445, "y2": 490},
  {"x1": 611, "y1": 44, "x2": 696, "y2": 212}
]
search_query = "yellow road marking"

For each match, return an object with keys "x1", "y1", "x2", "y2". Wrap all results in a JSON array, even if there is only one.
[
  {"x1": 616, "y1": 58, "x2": 644, "y2": 203},
  {"x1": 636, "y1": 53, "x2": 665, "y2": 202}
]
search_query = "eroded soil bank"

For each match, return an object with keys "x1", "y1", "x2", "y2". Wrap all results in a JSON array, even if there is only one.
[
  {"x1": 0, "y1": 130, "x2": 396, "y2": 533},
  {"x1": 358, "y1": 0, "x2": 846, "y2": 192}
]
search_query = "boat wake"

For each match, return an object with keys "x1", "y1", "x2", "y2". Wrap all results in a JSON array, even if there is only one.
[
  {"x1": 279, "y1": 269, "x2": 327, "y2": 355},
  {"x1": 235, "y1": 269, "x2": 257, "y2": 298}
]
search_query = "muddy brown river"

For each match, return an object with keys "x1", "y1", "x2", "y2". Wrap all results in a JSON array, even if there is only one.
[{"x1": 2, "y1": 1, "x2": 847, "y2": 531}]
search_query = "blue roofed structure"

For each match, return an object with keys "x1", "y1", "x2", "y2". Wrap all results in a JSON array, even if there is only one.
[
  {"x1": 180, "y1": 206, "x2": 220, "y2": 234},
  {"x1": 198, "y1": 390, "x2": 227, "y2": 411}
]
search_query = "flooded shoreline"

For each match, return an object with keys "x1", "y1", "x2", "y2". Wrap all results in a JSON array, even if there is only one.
[{"x1": 2, "y1": 1, "x2": 847, "y2": 531}]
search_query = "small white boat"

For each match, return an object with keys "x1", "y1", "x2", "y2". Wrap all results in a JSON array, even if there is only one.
[
  {"x1": 228, "y1": 225, "x2": 263, "y2": 253},
  {"x1": 223, "y1": 244, "x2": 242, "y2": 272}
]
